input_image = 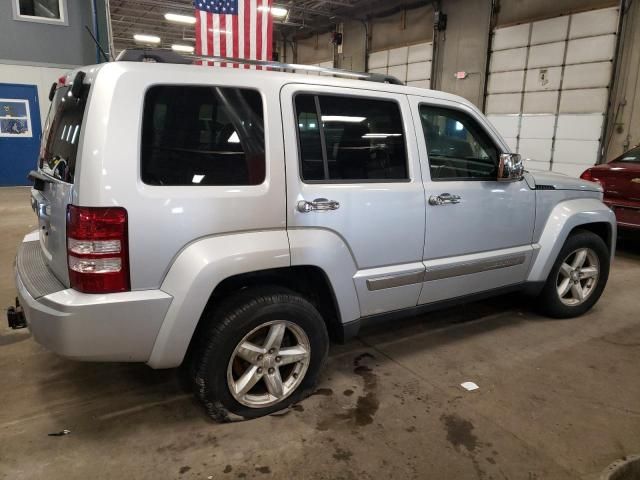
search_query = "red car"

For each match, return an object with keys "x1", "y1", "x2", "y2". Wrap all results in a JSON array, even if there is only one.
[{"x1": 581, "y1": 146, "x2": 640, "y2": 230}]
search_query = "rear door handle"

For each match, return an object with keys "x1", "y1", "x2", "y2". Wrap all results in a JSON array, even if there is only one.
[
  {"x1": 429, "y1": 193, "x2": 461, "y2": 206},
  {"x1": 297, "y1": 198, "x2": 340, "y2": 213}
]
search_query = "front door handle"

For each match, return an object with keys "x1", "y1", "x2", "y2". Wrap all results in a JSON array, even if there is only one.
[
  {"x1": 297, "y1": 198, "x2": 340, "y2": 213},
  {"x1": 429, "y1": 193, "x2": 461, "y2": 206}
]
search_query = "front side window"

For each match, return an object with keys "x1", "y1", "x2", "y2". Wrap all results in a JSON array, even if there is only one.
[
  {"x1": 141, "y1": 86, "x2": 265, "y2": 186},
  {"x1": 13, "y1": 0, "x2": 67, "y2": 25},
  {"x1": 420, "y1": 105, "x2": 499, "y2": 180},
  {"x1": 295, "y1": 94, "x2": 408, "y2": 182}
]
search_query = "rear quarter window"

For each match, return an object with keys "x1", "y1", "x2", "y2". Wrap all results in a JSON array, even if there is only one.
[
  {"x1": 41, "y1": 85, "x2": 90, "y2": 183},
  {"x1": 141, "y1": 86, "x2": 265, "y2": 186}
]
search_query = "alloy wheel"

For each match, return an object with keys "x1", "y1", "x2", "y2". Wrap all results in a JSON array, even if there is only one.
[
  {"x1": 226, "y1": 320, "x2": 311, "y2": 408},
  {"x1": 556, "y1": 247, "x2": 600, "y2": 306}
]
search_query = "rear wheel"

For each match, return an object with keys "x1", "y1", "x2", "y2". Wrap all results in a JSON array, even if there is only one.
[
  {"x1": 537, "y1": 230, "x2": 610, "y2": 318},
  {"x1": 193, "y1": 287, "x2": 328, "y2": 421}
]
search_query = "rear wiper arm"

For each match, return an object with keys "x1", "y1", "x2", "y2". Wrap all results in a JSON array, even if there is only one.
[{"x1": 28, "y1": 170, "x2": 55, "y2": 191}]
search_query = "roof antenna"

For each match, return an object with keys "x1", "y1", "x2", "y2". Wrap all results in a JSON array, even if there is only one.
[{"x1": 84, "y1": 25, "x2": 111, "y2": 63}]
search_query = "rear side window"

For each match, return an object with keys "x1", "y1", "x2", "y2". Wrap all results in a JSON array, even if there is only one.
[
  {"x1": 41, "y1": 85, "x2": 89, "y2": 183},
  {"x1": 141, "y1": 86, "x2": 265, "y2": 186},
  {"x1": 294, "y1": 93, "x2": 408, "y2": 182}
]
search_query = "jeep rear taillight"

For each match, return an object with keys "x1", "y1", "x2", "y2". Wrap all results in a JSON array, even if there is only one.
[{"x1": 66, "y1": 205, "x2": 130, "y2": 293}]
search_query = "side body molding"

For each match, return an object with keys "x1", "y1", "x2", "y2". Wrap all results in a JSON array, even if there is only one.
[
  {"x1": 147, "y1": 230, "x2": 291, "y2": 369},
  {"x1": 527, "y1": 198, "x2": 616, "y2": 283}
]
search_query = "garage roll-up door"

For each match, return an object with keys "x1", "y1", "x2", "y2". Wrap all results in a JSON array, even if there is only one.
[
  {"x1": 367, "y1": 42, "x2": 433, "y2": 88},
  {"x1": 486, "y1": 7, "x2": 618, "y2": 177}
]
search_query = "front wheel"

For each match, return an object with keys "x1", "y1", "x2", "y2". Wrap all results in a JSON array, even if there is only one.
[
  {"x1": 193, "y1": 287, "x2": 329, "y2": 421},
  {"x1": 537, "y1": 230, "x2": 610, "y2": 318}
]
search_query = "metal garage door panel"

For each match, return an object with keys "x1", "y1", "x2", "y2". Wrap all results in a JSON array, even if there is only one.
[
  {"x1": 503, "y1": 137, "x2": 518, "y2": 151},
  {"x1": 530, "y1": 16, "x2": 568, "y2": 45},
  {"x1": 523, "y1": 91, "x2": 558, "y2": 113},
  {"x1": 486, "y1": 93, "x2": 522, "y2": 114},
  {"x1": 520, "y1": 114, "x2": 556, "y2": 138},
  {"x1": 559, "y1": 88, "x2": 608, "y2": 113},
  {"x1": 566, "y1": 35, "x2": 616, "y2": 64},
  {"x1": 487, "y1": 70, "x2": 525, "y2": 94},
  {"x1": 526, "y1": 159, "x2": 552, "y2": 171},
  {"x1": 407, "y1": 61, "x2": 431, "y2": 81},
  {"x1": 528, "y1": 42, "x2": 565, "y2": 68},
  {"x1": 556, "y1": 114, "x2": 604, "y2": 140},
  {"x1": 387, "y1": 64, "x2": 407, "y2": 82},
  {"x1": 407, "y1": 79, "x2": 430, "y2": 89},
  {"x1": 563, "y1": 62, "x2": 612, "y2": 89},
  {"x1": 368, "y1": 50, "x2": 388, "y2": 69},
  {"x1": 489, "y1": 47, "x2": 527, "y2": 72},
  {"x1": 487, "y1": 114, "x2": 520, "y2": 138},
  {"x1": 408, "y1": 42, "x2": 432, "y2": 63},
  {"x1": 525, "y1": 66, "x2": 562, "y2": 91},
  {"x1": 570, "y1": 8, "x2": 618, "y2": 39},
  {"x1": 368, "y1": 67, "x2": 387, "y2": 76},
  {"x1": 554, "y1": 140, "x2": 599, "y2": 165},
  {"x1": 388, "y1": 46, "x2": 409, "y2": 66},
  {"x1": 492, "y1": 23, "x2": 530, "y2": 51},
  {"x1": 519, "y1": 138, "x2": 553, "y2": 162},
  {"x1": 552, "y1": 162, "x2": 590, "y2": 177}
]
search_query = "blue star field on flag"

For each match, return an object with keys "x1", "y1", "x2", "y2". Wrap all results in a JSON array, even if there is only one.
[{"x1": 194, "y1": 0, "x2": 238, "y2": 15}]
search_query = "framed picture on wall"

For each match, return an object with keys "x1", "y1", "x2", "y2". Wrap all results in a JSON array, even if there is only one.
[
  {"x1": 0, "y1": 99, "x2": 33, "y2": 138},
  {"x1": 12, "y1": 0, "x2": 69, "y2": 26}
]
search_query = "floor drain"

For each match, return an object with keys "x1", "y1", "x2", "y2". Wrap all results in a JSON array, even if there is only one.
[{"x1": 602, "y1": 455, "x2": 640, "y2": 480}]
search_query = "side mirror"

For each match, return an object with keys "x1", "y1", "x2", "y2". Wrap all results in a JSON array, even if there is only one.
[{"x1": 498, "y1": 153, "x2": 524, "y2": 181}]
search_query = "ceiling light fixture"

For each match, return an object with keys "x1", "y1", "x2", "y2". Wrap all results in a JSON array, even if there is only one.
[
  {"x1": 171, "y1": 44, "x2": 195, "y2": 53},
  {"x1": 257, "y1": 5, "x2": 288, "y2": 17},
  {"x1": 133, "y1": 34, "x2": 161, "y2": 44},
  {"x1": 164, "y1": 13, "x2": 196, "y2": 24}
]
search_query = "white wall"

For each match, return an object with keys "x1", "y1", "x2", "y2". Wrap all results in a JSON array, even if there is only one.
[
  {"x1": 0, "y1": 62, "x2": 72, "y2": 128},
  {"x1": 367, "y1": 42, "x2": 433, "y2": 88},
  {"x1": 486, "y1": 7, "x2": 619, "y2": 177}
]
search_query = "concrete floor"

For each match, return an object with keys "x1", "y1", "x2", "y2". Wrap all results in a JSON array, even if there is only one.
[{"x1": 1, "y1": 186, "x2": 640, "y2": 480}]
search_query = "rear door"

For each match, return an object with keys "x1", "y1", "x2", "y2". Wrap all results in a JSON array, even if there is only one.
[
  {"x1": 32, "y1": 81, "x2": 90, "y2": 285},
  {"x1": 281, "y1": 84, "x2": 426, "y2": 317}
]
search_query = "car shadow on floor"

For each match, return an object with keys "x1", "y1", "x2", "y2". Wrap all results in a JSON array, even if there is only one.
[
  {"x1": 29, "y1": 231, "x2": 639, "y2": 432},
  {"x1": 616, "y1": 229, "x2": 640, "y2": 259}
]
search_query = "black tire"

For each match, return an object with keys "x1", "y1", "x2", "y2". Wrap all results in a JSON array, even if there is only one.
[
  {"x1": 537, "y1": 229, "x2": 610, "y2": 318},
  {"x1": 192, "y1": 287, "x2": 329, "y2": 422}
]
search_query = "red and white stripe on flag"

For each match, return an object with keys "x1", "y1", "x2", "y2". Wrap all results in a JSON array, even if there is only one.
[{"x1": 194, "y1": 0, "x2": 273, "y2": 68}]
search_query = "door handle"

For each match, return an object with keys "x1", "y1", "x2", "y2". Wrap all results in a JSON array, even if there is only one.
[
  {"x1": 297, "y1": 198, "x2": 340, "y2": 213},
  {"x1": 429, "y1": 193, "x2": 461, "y2": 206}
]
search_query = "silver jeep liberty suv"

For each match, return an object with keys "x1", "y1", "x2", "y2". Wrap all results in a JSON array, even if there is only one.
[{"x1": 10, "y1": 50, "x2": 615, "y2": 421}]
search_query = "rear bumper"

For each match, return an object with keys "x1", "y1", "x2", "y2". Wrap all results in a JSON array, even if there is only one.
[{"x1": 15, "y1": 236, "x2": 172, "y2": 362}]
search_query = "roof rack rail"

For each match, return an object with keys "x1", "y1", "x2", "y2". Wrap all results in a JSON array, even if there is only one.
[{"x1": 114, "y1": 48, "x2": 404, "y2": 85}]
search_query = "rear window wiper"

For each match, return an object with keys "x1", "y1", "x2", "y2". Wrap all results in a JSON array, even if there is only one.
[{"x1": 28, "y1": 170, "x2": 55, "y2": 191}]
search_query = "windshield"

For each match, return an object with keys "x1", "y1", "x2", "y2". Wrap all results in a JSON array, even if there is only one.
[
  {"x1": 39, "y1": 84, "x2": 90, "y2": 183},
  {"x1": 614, "y1": 146, "x2": 640, "y2": 163}
]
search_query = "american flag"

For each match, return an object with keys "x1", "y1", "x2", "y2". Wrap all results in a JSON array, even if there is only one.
[{"x1": 194, "y1": 0, "x2": 273, "y2": 67}]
